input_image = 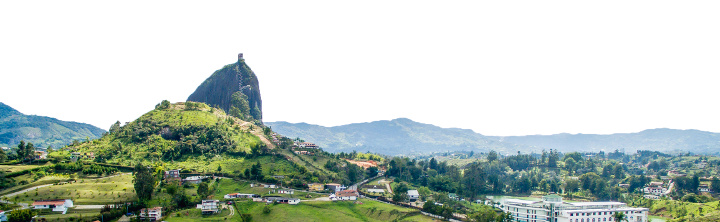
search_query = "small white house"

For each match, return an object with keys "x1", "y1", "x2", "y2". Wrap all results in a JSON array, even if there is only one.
[
  {"x1": 367, "y1": 188, "x2": 385, "y2": 193},
  {"x1": 32, "y1": 199, "x2": 74, "y2": 214},
  {"x1": 183, "y1": 176, "x2": 209, "y2": 184},
  {"x1": 199, "y1": 200, "x2": 220, "y2": 214},
  {"x1": 333, "y1": 190, "x2": 359, "y2": 201},
  {"x1": 252, "y1": 183, "x2": 277, "y2": 189},
  {"x1": 266, "y1": 197, "x2": 300, "y2": 205},
  {"x1": 139, "y1": 207, "x2": 162, "y2": 221},
  {"x1": 278, "y1": 190, "x2": 294, "y2": 194},
  {"x1": 224, "y1": 193, "x2": 256, "y2": 199},
  {"x1": 407, "y1": 190, "x2": 420, "y2": 201},
  {"x1": 0, "y1": 210, "x2": 7, "y2": 222}
]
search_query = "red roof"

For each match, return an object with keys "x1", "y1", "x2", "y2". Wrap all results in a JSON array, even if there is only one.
[
  {"x1": 336, "y1": 190, "x2": 359, "y2": 197},
  {"x1": 32, "y1": 199, "x2": 67, "y2": 206}
]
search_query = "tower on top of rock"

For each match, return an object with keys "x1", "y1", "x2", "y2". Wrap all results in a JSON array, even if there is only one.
[{"x1": 238, "y1": 53, "x2": 243, "y2": 60}]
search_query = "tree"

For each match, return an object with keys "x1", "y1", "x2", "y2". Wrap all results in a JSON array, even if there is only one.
[
  {"x1": 613, "y1": 212, "x2": 627, "y2": 222},
  {"x1": 250, "y1": 162, "x2": 262, "y2": 180},
  {"x1": 240, "y1": 214, "x2": 253, "y2": 222},
  {"x1": 487, "y1": 150, "x2": 498, "y2": 162},
  {"x1": 564, "y1": 179, "x2": 580, "y2": 194},
  {"x1": 230, "y1": 92, "x2": 251, "y2": 120},
  {"x1": 197, "y1": 182, "x2": 210, "y2": 198},
  {"x1": 392, "y1": 191, "x2": 408, "y2": 202},
  {"x1": 9, "y1": 209, "x2": 35, "y2": 222},
  {"x1": 692, "y1": 174, "x2": 701, "y2": 193},
  {"x1": 613, "y1": 164, "x2": 625, "y2": 179},
  {"x1": 429, "y1": 158, "x2": 438, "y2": 170},
  {"x1": 564, "y1": 158, "x2": 576, "y2": 173},
  {"x1": 366, "y1": 166, "x2": 379, "y2": 178},
  {"x1": 155, "y1": 100, "x2": 171, "y2": 109},
  {"x1": 0, "y1": 147, "x2": 6, "y2": 163},
  {"x1": 16, "y1": 141, "x2": 34, "y2": 163},
  {"x1": 711, "y1": 177, "x2": 720, "y2": 194},
  {"x1": 133, "y1": 163, "x2": 156, "y2": 201},
  {"x1": 109, "y1": 121, "x2": 121, "y2": 133},
  {"x1": 24, "y1": 142, "x2": 35, "y2": 162},
  {"x1": 563, "y1": 152, "x2": 583, "y2": 162},
  {"x1": 166, "y1": 183, "x2": 179, "y2": 195}
]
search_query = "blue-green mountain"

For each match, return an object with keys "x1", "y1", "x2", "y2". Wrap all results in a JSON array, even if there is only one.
[
  {"x1": 267, "y1": 119, "x2": 720, "y2": 155},
  {"x1": 0, "y1": 102, "x2": 106, "y2": 149}
]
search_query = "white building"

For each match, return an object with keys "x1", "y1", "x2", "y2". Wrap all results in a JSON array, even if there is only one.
[
  {"x1": 139, "y1": 207, "x2": 162, "y2": 221},
  {"x1": 407, "y1": 190, "x2": 420, "y2": 202},
  {"x1": 367, "y1": 188, "x2": 385, "y2": 193},
  {"x1": 0, "y1": 210, "x2": 8, "y2": 222},
  {"x1": 32, "y1": 199, "x2": 74, "y2": 214},
  {"x1": 332, "y1": 190, "x2": 359, "y2": 201},
  {"x1": 498, "y1": 195, "x2": 649, "y2": 222},
  {"x1": 642, "y1": 181, "x2": 673, "y2": 197},
  {"x1": 199, "y1": 200, "x2": 219, "y2": 214},
  {"x1": 183, "y1": 176, "x2": 209, "y2": 184},
  {"x1": 224, "y1": 193, "x2": 256, "y2": 199},
  {"x1": 266, "y1": 197, "x2": 301, "y2": 205},
  {"x1": 278, "y1": 190, "x2": 294, "y2": 194}
]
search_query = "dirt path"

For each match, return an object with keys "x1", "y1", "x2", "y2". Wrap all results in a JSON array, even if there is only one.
[
  {"x1": 301, "y1": 197, "x2": 332, "y2": 202},
  {"x1": 239, "y1": 122, "x2": 275, "y2": 149},
  {"x1": 75, "y1": 205, "x2": 106, "y2": 209}
]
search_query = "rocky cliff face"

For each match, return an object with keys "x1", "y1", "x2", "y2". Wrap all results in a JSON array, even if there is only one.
[{"x1": 187, "y1": 55, "x2": 263, "y2": 121}]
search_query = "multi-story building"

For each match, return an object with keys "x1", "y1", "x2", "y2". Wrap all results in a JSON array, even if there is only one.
[
  {"x1": 497, "y1": 195, "x2": 649, "y2": 222},
  {"x1": 139, "y1": 207, "x2": 162, "y2": 221},
  {"x1": 164, "y1": 169, "x2": 181, "y2": 180},
  {"x1": 200, "y1": 200, "x2": 220, "y2": 214},
  {"x1": 308, "y1": 183, "x2": 325, "y2": 191}
]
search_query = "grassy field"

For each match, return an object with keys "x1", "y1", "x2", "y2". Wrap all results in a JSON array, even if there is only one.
[
  {"x1": 165, "y1": 206, "x2": 234, "y2": 222},
  {"x1": 0, "y1": 175, "x2": 71, "y2": 196},
  {"x1": 193, "y1": 199, "x2": 438, "y2": 222},
  {"x1": 34, "y1": 208, "x2": 102, "y2": 222},
  {"x1": 646, "y1": 199, "x2": 720, "y2": 221},
  {"x1": 212, "y1": 179, "x2": 323, "y2": 200},
  {"x1": 12, "y1": 173, "x2": 136, "y2": 205},
  {"x1": 0, "y1": 163, "x2": 49, "y2": 173}
]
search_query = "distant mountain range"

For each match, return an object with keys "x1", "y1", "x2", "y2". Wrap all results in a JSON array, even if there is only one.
[
  {"x1": 267, "y1": 118, "x2": 720, "y2": 156},
  {"x1": 0, "y1": 102, "x2": 106, "y2": 149}
]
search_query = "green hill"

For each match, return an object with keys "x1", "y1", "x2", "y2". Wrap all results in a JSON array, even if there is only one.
[
  {"x1": 0, "y1": 102, "x2": 106, "y2": 149},
  {"x1": 68, "y1": 102, "x2": 268, "y2": 170},
  {"x1": 65, "y1": 101, "x2": 344, "y2": 185}
]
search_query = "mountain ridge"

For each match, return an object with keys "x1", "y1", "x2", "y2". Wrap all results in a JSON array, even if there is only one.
[
  {"x1": 267, "y1": 118, "x2": 518, "y2": 155},
  {"x1": 267, "y1": 118, "x2": 720, "y2": 155},
  {"x1": 0, "y1": 102, "x2": 106, "y2": 149}
]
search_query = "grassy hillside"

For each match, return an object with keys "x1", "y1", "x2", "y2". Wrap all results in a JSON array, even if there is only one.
[
  {"x1": 163, "y1": 200, "x2": 435, "y2": 222},
  {"x1": 59, "y1": 101, "x2": 341, "y2": 186},
  {"x1": 66, "y1": 102, "x2": 264, "y2": 167},
  {"x1": 0, "y1": 102, "x2": 106, "y2": 149}
]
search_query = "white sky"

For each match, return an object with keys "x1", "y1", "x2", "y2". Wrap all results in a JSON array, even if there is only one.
[{"x1": 1, "y1": 1, "x2": 719, "y2": 136}]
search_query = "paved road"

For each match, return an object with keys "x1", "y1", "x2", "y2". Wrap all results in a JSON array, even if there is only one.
[
  {"x1": 226, "y1": 204, "x2": 235, "y2": 217},
  {"x1": 300, "y1": 197, "x2": 332, "y2": 202},
  {"x1": 75, "y1": 205, "x2": 107, "y2": 209},
  {"x1": 2, "y1": 184, "x2": 54, "y2": 198}
]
